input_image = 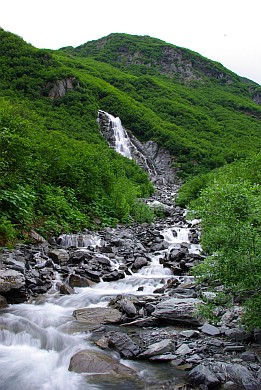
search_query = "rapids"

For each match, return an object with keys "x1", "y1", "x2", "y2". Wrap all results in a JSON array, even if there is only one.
[{"x1": 0, "y1": 223, "x2": 198, "y2": 390}]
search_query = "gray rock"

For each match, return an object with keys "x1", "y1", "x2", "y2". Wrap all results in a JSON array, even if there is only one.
[
  {"x1": 120, "y1": 298, "x2": 137, "y2": 317},
  {"x1": 69, "y1": 349, "x2": 136, "y2": 378},
  {"x1": 68, "y1": 274, "x2": 91, "y2": 288},
  {"x1": 225, "y1": 327, "x2": 253, "y2": 342},
  {"x1": 188, "y1": 364, "x2": 220, "y2": 388},
  {"x1": 180, "y1": 330, "x2": 199, "y2": 338},
  {"x1": 223, "y1": 381, "x2": 238, "y2": 390},
  {"x1": 0, "y1": 294, "x2": 8, "y2": 308},
  {"x1": 224, "y1": 345, "x2": 245, "y2": 352},
  {"x1": 175, "y1": 343, "x2": 193, "y2": 356},
  {"x1": 200, "y1": 322, "x2": 220, "y2": 336},
  {"x1": 241, "y1": 352, "x2": 258, "y2": 363},
  {"x1": 133, "y1": 257, "x2": 148, "y2": 270},
  {"x1": 0, "y1": 269, "x2": 25, "y2": 292},
  {"x1": 139, "y1": 339, "x2": 174, "y2": 358},
  {"x1": 153, "y1": 297, "x2": 202, "y2": 326},
  {"x1": 59, "y1": 283, "x2": 75, "y2": 295},
  {"x1": 106, "y1": 331, "x2": 140, "y2": 358},
  {"x1": 73, "y1": 307, "x2": 122, "y2": 325},
  {"x1": 48, "y1": 249, "x2": 69, "y2": 266},
  {"x1": 189, "y1": 362, "x2": 261, "y2": 390}
]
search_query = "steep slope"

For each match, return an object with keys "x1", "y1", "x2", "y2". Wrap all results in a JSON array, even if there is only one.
[
  {"x1": 0, "y1": 28, "x2": 261, "y2": 242},
  {"x1": 60, "y1": 33, "x2": 261, "y2": 175}
]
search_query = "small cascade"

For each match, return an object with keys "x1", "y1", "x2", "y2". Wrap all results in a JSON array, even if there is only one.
[{"x1": 57, "y1": 233, "x2": 101, "y2": 248}]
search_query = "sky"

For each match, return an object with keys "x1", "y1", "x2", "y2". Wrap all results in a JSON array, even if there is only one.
[{"x1": 1, "y1": 0, "x2": 261, "y2": 84}]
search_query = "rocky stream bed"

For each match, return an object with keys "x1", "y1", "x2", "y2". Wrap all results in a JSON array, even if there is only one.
[{"x1": 0, "y1": 181, "x2": 260, "y2": 390}]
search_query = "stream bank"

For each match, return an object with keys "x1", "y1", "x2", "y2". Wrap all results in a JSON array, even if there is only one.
[{"x1": 0, "y1": 181, "x2": 260, "y2": 390}]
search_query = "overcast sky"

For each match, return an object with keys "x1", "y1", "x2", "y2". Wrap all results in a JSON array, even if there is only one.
[{"x1": 1, "y1": 0, "x2": 261, "y2": 84}]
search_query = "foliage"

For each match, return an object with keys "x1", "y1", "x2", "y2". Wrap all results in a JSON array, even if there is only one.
[
  {"x1": 0, "y1": 28, "x2": 261, "y2": 249},
  {"x1": 182, "y1": 154, "x2": 261, "y2": 329},
  {"x1": 0, "y1": 96, "x2": 153, "y2": 242}
]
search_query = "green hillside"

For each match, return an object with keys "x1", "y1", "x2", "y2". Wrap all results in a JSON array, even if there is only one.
[{"x1": 0, "y1": 28, "x2": 260, "y2": 244}]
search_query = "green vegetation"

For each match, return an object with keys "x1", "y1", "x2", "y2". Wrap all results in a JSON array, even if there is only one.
[
  {"x1": 0, "y1": 26, "x2": 260, "y2": 327},
  {"x1": 177, "y1": 154, "x2": 261, "y2": 328}
]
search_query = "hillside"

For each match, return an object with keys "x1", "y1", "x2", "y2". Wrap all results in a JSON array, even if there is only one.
[{"x1": 0, "y1": 28, "x2": 261, "y2": 243}]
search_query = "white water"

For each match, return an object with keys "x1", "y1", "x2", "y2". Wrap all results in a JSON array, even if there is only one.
[
  {"x1": 0, "y1": 224, "x2": 200, "y2": 389},
  {"x1": 108, "y1": 114, "x2": 133, "y2": 159}
]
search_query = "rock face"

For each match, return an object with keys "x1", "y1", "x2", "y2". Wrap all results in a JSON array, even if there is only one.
[
  {"x1": 46, "y1": 77, "x2": 78, "y2": 99},
  {"x1": 69, "y1": 349, "x2": 137, "y2": 378},
  {"x1": 98, "y1": 110, "x2": 177, "y2": 184}
]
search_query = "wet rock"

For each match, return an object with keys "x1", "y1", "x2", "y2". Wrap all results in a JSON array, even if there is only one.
[
  {"x1": 241, "y1": 352, "x2": 258, "y2": 363},
  {"x1": 0, "y1": 294, "x2": 8, "y2": 308},
  {"x1": 102, "y1": 270, "x2": 124, "y2": 282},
  {"x1": 73, "y1": 307, "x2": 122, "y2": 325},
  {"x1": 139, "y1": 339, "x2": 174, "y2": 358},
  {"x1": 59, "y1": 283, "x2": 75, "y2": 295},
  {"x1": 82, "y1": 267, "x2": 101, "y2": 282},
  {"x1": 132, "y1": 257, "x2": 148, "y2": 270},
  {"x1": 0, "y1": 269, "x2": 25, "y2": 292},
  {"x1": 48, "y1": 249, "x2": 69, "y2": 266},
  {"x1": 153, "y1": 297, "x2": 202, "y2": 326},
  {"x1": 68, "y1": 274, "x2": 91, "y2": 288},
  {"x1": 69, "y1": 349, "x2": 137, "y2": 378},
  {"x1": 121, "y1": 317, "x2": 158, "y2": 327},
  {"x1": 68, "y1": 250, "x2": 89, "y2": 264}
]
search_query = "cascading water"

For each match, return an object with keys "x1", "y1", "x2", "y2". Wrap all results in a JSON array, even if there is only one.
[
  {"x1": 0, "y1": 221, "x2": 199, "y2": 389},
  {"x1": 0, "y1": 110, "x2": 202, "y2": 389},
  {"x1": 107, "y1": 113, "x2": 133, "y2": 159},
  {"x1": 98, "y1": 110, "x2": 161, "y2": 178}
]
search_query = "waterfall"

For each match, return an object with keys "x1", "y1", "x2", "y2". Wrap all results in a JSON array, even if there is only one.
[
  {"x1": 108, "y1": 114, "x2": 133, "y2": 159},
  {"x1": 98, "y1": 110, "x2": 160, "y2": 178},
  {"x1": 97, "y1": 110, "x2": 133, "y2": 159}
]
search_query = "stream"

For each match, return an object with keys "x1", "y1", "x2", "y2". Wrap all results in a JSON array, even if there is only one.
[{"x1": 0, "y1": 216, "x2": 200, "y2": 390}]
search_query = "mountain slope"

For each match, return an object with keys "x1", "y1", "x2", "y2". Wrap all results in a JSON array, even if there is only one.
[
  {"x1": 60, "y1": 33, "x2": 261, "y2": 174},
  {"x1": 0, "y1": 28, "x2": 260, "y2": 242}
]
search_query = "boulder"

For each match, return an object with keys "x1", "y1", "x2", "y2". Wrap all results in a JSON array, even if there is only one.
[
  {"x1": 105, "y1": 331, "x2": 140, "y2": 358},
  {"x1": 69, "y1": 349, "x2": 136, "y2": 379},
  {"x1": 188, "y1": 364, "x2": 220, "y2": 388},
  {"x1": 188, "y1": 362, "x2": 261, "y2": 390},
  {"x1": 0, "y1": 269, "x2": 25, "y2": 292},
  {"x1": 73, "y1": 307, "x2": 122, "y2": 325},
  {"x1": 225, "y1": 327, "x2": 253, "y2": 342},
  {"x1": 59, "y1": 283, "x2": 75, "y2": 295},
  {"x1": 153, "y1": 297, "x2": 202, "y2": 326},
  {"x1": 200, "y1": 322, "x2": 221, "y2": 336},
  {"x1": 68, "y1": 274, "x2": 91, "y2": 288},
  {"x1": 0, "y1": 294, "x2": 8, "y2": 308},
  {"x1": 119, "y1": 298, "x2": 137, "y2": 317},
  {"x1": 139, "y1": 339, "x2": 174, "y2": 358},
  {"x1": 48, "y1": 249, "x2": 69, "y2": 266},
  {"x1": 132, "y1": 257, "x2": 148, "y2": 270}
]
